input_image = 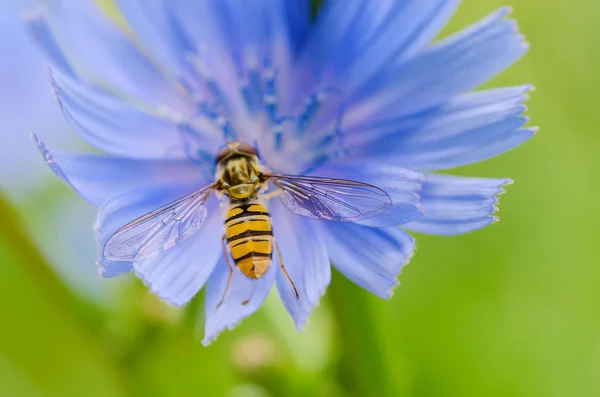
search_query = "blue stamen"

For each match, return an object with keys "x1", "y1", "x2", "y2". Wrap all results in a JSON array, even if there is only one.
[
  {"x1": 333, "y1": 99, "x2": 346, "y2": 149},
  {"x1": 216, "y1": 115, "x2": 236, "y2": 141},
  {"x1": 316, "y1": 134, "x2": 335, "y2": 149},
  {"x1": 178, "y1": 123, "x2": 216, "y2": 180},
  {"x1": 299, "y1": 86, "x2": 347, "y2": 159},
  {"x1": 239, "y1": 77, "x2": 255, "y2": 112},
  {"x1": 206, "y1": 78, "x2": 227, "y2": 108},
  {"x1": 249, "y1": 68, "x2": 263, "y2": 110},
  {"x1": 303, "y1": 148, "x2": 349, "y2": 174},
  {"x1": 197, "y1": 101, "x2": 217, "y2": 119},
  {"x1": 264, "y1": 94, "x2": 278, "y2": 123},
  {"x1": 262, "y1": 67, "x2": 279, "y2": 123},
  {"x1": 196, "y1": 101, "x2": 237, "y2": 141},
  {"x1": 186, "y1": 53, "x2": 230, "y2": 110},
  {"x1": 272, "y1": 116, "x2": 295, "y2": 153},
  {"x1": 296, "y1": 93, "x2": 321, "y2": 134},
  {"x1": 274, "y1": 130, "x2": 283, "y2": 152}
]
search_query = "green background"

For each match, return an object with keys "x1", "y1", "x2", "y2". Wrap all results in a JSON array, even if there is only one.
[{"x1": 1, "y1": 1, "x2": 599, "y2": 396}]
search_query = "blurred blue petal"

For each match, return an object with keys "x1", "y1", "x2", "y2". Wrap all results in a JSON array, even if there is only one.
[
  {"x1": 0, "y1": 0, "x2": 110, "y2": 304},
  {"x1": 115, "y1": 0, "x2": 197, "y2": 86},
  {"x1": 0, "y1": 0, "x2": 72, "y2": 195},
  {"x1": 44, "y1": 0, "x2": 194, "y2": 114},
  {"x1": 24, "y1": 7, "x2": 75, "y2": 77}
]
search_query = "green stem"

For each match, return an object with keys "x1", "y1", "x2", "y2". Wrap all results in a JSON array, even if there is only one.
[{"x1": 328, "y1": 270, "x2": 395, "y2": 397}]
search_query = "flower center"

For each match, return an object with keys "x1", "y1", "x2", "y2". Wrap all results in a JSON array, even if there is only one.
[{"x1": 176, "y1": 48, "x2": 348, "y2": 175}]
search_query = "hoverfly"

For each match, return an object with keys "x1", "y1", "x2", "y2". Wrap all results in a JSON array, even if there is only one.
[{"x1": 104, "y1": 142, "x2": 392, "y2": 307}]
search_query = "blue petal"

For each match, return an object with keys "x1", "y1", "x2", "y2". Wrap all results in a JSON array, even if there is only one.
[
  {"x1": 305, "y1": 0, "x2": 459, "y2": 93},
  {"x1": 271, "y1": 201, "x2": 330, "y2": 330},
  {"x1": 44, "y1": 0, "x2": 194, "y2": 114},
  {"x1": 174, "y1": 0, "x2": 308, "y2": 54},
  {"x1": 49, "y1": 68, "x2": 206, "y2": 159},
  {"x1": 404, "y1": 173, "x2": 512, "y2": 235},
  {"x1": 349, "y1": 85, "x2": 535, "y2": 171},
  {"x1": 279, "y1": 0, "x2": 311, "y2": 52},
  {"x1": 34, "y1": 135, "x2": 206, "y2": 207},
  {"x1": 316, "y1": 162, "x2": 424, "y2": 227},
  {"x1": 345, "y1": 7, "x2": 528, "y2": 125},
  {"x1": 23, "y1": 8, "x2": 75, "y2": 77},
  {"x1": 203, "y1": 257, "x2": 276, "y2": 346},
  {"x1": 319, "y1": 223, "x2": 415, "y2": 298}
]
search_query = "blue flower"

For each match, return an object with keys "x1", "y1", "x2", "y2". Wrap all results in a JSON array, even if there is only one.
[{"x1": 30, "y1": 1, "x2": 534, "y2": 344}]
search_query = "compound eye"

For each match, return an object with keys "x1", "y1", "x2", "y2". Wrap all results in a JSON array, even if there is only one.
[
  {"x1": 215, "y1": 147, "x2": 231, "y2": 164},
  {"x1": 236, "y1": 143, "x2": 258, "y2": 157}
]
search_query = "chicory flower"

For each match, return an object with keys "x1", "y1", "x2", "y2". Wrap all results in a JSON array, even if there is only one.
[{"x1": 30, "y1": 1, "x2": 534, "y2": 344}]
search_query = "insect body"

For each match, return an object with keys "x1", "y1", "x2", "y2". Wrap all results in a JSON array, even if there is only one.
[
  {"x1": 104, "y1": 141, "x2": 393, "y2": 307},
  {"x1": 216, "y1": 143, "x2": 298, "y2": 305},
  {"x1": 224, "y1": 202, "x2": 273, "y2": 279}
]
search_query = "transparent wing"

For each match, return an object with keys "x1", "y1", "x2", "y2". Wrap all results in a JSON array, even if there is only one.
[
  {"x1": 104, "y1": 184, "x2": 217, "y2": 261},
  {"x1": 266, "y1": 174, "x2": 392, "y2": 222}
]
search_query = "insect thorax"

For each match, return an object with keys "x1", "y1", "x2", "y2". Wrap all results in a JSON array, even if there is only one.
[{"x1": 217, "y1": 153, "x2": 262, "y2": 201}]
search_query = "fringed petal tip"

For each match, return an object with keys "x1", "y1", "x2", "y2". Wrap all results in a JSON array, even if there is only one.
[
  {"x1": 131, "y1": 269, "x2": 188, "y2": 307},
  {"x1": 403, "y1": 174, "x2": 518, "y2": 236},
  {"x1": 499, "y1": 178, "x2": 514, "y2": 194},
  {"x1": 502, "y1": 8, "x2": 531, "y2": 55},
  {"x1": 285, "y1": 287, "x2": 327, "y2": 332},
  {"x1": 381, "y1": 238, "x2": 417, "y2": 300},
  {"x1": 438, "y1": 5, "x2": 529, "y2": 52},
  {"x1": 201, "y1": 304, "x2": 264, "y2": 345},
  {"x1": 485, "y1": 177, "x2": 516, "y2": 226},
  {"x1": 201, "y1": 314, "x2": 243, "y2": 347},
  {"x1": 202, "y1": 261, "x2": 277, "y2": 346}
]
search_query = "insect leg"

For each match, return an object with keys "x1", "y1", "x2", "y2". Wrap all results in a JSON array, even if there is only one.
[
  {"x1": 216, "y1": 235, "x2": 235, "y2": 309},
  {"x1": 274, "y1": 238, "x2": 300, "y2": 299}
]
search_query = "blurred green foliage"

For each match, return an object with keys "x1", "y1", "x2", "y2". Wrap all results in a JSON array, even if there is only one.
[{"x1": 2, "y1": 0, "x2": 600, "y2": 396}]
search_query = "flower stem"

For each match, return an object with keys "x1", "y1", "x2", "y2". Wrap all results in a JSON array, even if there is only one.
[{"x1": 328, "y1": 270, "x2": 396, "y2": 397}]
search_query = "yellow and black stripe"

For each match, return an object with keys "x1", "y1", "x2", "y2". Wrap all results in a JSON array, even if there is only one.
[{"x1": 225, "y1": 202, "x2": 273, "y2": 279}]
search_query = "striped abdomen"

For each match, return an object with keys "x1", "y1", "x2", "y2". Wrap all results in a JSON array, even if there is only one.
[{"x1": 225, "y1": 202, "x2": 273, "y2": 279}]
